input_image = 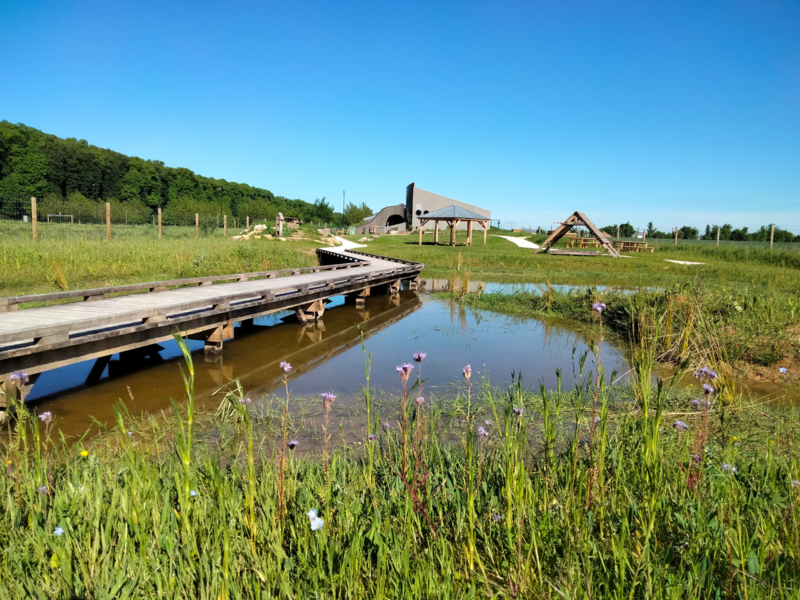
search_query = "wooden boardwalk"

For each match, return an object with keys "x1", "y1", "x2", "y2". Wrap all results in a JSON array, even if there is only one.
[{"x1": 0, "y1": 248, "x2": 422, "y2": 405}]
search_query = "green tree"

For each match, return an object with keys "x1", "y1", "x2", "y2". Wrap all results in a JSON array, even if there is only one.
[{"x1": 343, "y1": 202, "x2": 373, "y2": 225}]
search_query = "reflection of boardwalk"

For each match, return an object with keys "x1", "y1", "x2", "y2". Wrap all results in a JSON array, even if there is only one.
[
  {"x1": 0, "y1": 248, "x2": 422, "y2": 406},
  {"x1": 206, "y1": 292, "x2": 422, "y2": 395}
]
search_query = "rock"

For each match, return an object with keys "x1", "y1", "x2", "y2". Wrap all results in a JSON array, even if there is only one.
[
  {"x1": 254, "y1": 224, "x2": 267, "y2": 232},
  {"x1": 254, "y1": 235, "x2": 261, "y2": 239}
]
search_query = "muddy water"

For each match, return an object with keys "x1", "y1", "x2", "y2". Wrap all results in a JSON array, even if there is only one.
[{"x1": 26, "y1": 284, "x2": 627, "y2": 439}]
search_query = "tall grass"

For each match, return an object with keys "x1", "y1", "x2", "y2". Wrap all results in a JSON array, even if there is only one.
[{"x1": 2, "y1": 324, "x2": 799, "y2": 597}]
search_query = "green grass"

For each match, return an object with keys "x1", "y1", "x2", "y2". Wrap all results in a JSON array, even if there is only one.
[
  {"x1": 0, "y1": 234, "x2": 324, "y2": 297},
  {"x1": 2, "y1": 337, "x2": 799, "y2": 598},
  {"x1": 347, "y1": 231, "x2": 800, "y2": 295}
]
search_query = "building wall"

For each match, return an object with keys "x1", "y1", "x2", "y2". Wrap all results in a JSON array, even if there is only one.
[
  {"x1": 353, "y1": 204, "x2": 407, "y2": 235},
  {"x1": 405, "y1": 183, "x2": 491, "y2": 230}
]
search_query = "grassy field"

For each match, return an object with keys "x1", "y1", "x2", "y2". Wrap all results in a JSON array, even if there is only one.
[
  {"x1": 346, "y1": 230, "x2": 800, "y2": 294},
  {"x1": 0, "y1": 228, "x2": 326, "y2": 298},
  {"x1": 2, "y1": 337, "x2": 799, "y2": 598}
]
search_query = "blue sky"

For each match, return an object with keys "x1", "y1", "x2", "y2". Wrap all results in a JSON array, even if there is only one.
[{"x1": 1, "y1": 0, "x2": 798, "y2": 232}]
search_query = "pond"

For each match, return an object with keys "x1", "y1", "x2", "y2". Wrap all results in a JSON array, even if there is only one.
[{"x1": 25, "y1": 281, "x2": 627, "y2": 439}]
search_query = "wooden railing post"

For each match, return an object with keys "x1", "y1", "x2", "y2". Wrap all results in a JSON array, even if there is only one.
[
  {"x1": 31, "y1": 197, "x2": 38, "y2": 241},
  {"x1": 158, "y1": 208, "x2": 162, "y2": 239},
  {"x1": 106, "y1": 203, "x2": 111, "y2": 240}
]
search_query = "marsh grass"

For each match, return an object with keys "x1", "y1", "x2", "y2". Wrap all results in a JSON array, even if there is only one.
[
  {"x1": 2, "y1": 329, "x2": 800, "y2": 598},
  {"x1": 0, "y1": 236, "x2": 322, "y2": 298}
]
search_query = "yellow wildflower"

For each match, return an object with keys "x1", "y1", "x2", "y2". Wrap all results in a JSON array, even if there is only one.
[{"x1": 80, "y1": 450, "x2": 88, "y2": 457}]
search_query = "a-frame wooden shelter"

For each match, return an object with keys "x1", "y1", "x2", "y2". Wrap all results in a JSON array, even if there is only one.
[{"x1": 534, "y1": 211, "x2": 621, "y2": 257}]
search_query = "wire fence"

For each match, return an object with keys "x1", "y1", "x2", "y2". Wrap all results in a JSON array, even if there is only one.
[{"x1": 0, "y1": 197, "x2": 274, "y2": 241}]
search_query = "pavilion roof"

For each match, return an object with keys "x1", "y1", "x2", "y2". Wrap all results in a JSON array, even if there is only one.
[{"x1": 420, "y1": 204, "x2": 487, "y2": 220}]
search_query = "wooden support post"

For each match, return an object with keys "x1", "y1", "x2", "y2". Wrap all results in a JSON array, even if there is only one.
[
  {"x1": 483, "y1": 221, "x2": 488, "y2": 246},
  {"x1": 716, "y1": 227, "x2": 720, "y2": 246},
  {"x1": 246, "y1": 216, "x2": 249, "y2": 229},
  {"x1": 158, "y1": 208, "x2": 162, "y2": 239},
  {"x1": 770, "y1": 224, "x2": 774, "y2": 250},
  {"x1": 674, "y1": 227, "x2": 678, "y2": 245},
  {"x1": 434, "y1": 221, "x2": 439, "y2": 245},
  {"x1": 195, "y1": 213, "x2": 199, "y2": 238},
  {"x1": 31, "y1": 197, "x2": 37, "y2": 241},
  {"x1": 125, "y1": 210, "x2": 128, "y2": 226},
  {"x1": 106, "y1": 202, "x2": 111, "y2": 240},
  {"x1": 616, "y1": 225, "x2": 620, "y2": 241},
  {"x1": 419, "y1": 224, "x2": 423, "y2": 245},
  {"x1": 224, "y1": 215, "x2": 227, "y2": 238},
  {"x1": 466, "y1": 220, "x2": 473, "y2": 247},
  {"x1": 450, "y1": 220, "x2": 457, "y2": 246}
]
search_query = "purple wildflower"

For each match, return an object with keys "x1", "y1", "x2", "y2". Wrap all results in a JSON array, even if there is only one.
[
  {"x1": 702, "y1": 383, "x2": 714, "y2": 395},
  {"x1": 722, "y1": 463, "x2": 737, "y2": 474},
  {"x1": 492, "y1": 514, "x2": 502, "y2": 522},
  {"x1": 592, "y1": 302, "x2": 606, "y2": 314},
  {"x1": 368, "y1": 434, "x2": 377, "y2": 441},
  {"x1": 395, "y1": 363, "x2": 414, "y2": 382},
  {"x1": 415, "y1": 396, "x2": 424, "y2": 406},
  {"x1": 792, "y1": 480, "x2": 800, "y2": 488},
  {"x1": 413, "y1": 352, "x2": 427, "y2": 363},
  {"x1": 279, "y1": 360, "x2": 292, "y2": 374},
  {"x1": 513, "y1": 407, "x2": 523, "y2": 416},
  {"x1": 321, "y1": 392, "x2": 336, "y2": 410},
  {"x1": 691, "y1": 454, "x2": 702, "y2": 464},
  {"x1": 8, "y1": 371, "x2": 29, "y2": 385},
  {"x1": 287, "y1": 440, "x2": 298, "y2": 450},
  {"x1": 779, "y1": 367, "x2": 787, "y2": 374},
  {"x1": 477, "y1": 426, "x2": 489, "y2": 438},
  {"x1": 383, "y1": 422, "x2": 391, "y2": 429},
  {"x1": 673, "y1": 420, "x2": 689, "y2": 431},
  {"x1": 593, "y1": 417, "x2": 601, "y2": 425},
  {"x1": 463, "y1": 365, "x2": 472, "y2": 380},
  {"x1": 38, "y1": 411, "x2": 53, "y2": 424},
  {"x1": 694, "y1": 367, "x2": 718, "y2": 380},
  {"x1": 484, "y1": 419, "x2": 492, "y2": 427},
  {"x1": 127, "y1": 431, "x2": 133, "y2": 437},
  {"x1": 38, "y1": 485, "x2": 47, "y2": 495},
  {"x1": 691, "y1": 399, "x2": 700, "y2": 409}
]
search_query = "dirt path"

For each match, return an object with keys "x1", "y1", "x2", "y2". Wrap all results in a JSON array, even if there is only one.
[{"x1": 493, "y1": 235, "x2": 540, "y2": 249}]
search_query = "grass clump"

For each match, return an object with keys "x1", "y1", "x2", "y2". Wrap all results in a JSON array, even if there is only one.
[{"x1": 1, "y1": 332, "x2": 799, "y2": 598}]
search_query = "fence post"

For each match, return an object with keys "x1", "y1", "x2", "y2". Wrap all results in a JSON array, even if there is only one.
[
  {"x1": 125, "y1": 210, "x2": 128, "y2": 226},
  {"x1": 106, "y1": 203, "x2": 111, "y2": 240},
  {"x1": 31, "y1": 197, "x2": 38, "y2": 241},
  {"x1": 246, "y1": 216, "x2": 249, "y2": 229},
  {"x1": 716, "y1": 227, "x2": 720, "y2": 246},
  {"x1": 674, "y1": 227, "x2": 678, "y2": 245},
  {"x1": 158, "y1": 208, "x2": 162, "y2": 239},
  {"x1": 195, "y1": 213, "x2": 199, "y2": 238},
  {"x1": 770, "y1": 225, "x2": 774, "y2": 250},
  {"x1": 224, "y1": 215, "x2": 227, "y2": 238}
]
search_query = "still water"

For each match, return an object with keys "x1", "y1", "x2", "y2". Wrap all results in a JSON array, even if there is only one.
[{"x1": 27, "y1": 282, "x2": 627, "y2": 438}]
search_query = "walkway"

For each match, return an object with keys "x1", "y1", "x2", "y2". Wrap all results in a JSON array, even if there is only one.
[
  {"x1": 493, "y1": 235, "x2": 540, "y2": 249},
  {"x1": 334, "y1": 236, "x2": 367, "y2": 249},
  {"x1": 0, "y1": 248, "x2": 422, "y2": 400}
]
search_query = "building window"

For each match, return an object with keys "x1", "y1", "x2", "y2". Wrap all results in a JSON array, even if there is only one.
[
  {"x1": 423, "y1": 210, "x2": 429, "y2": 214},
  {"x1": 415, "y1": 210, "x2": 422, "y2": 216}
]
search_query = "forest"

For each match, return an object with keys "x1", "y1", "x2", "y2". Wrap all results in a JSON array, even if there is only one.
[{"x1": 0, "y1": 121, "x2": 338, "y2": 225}]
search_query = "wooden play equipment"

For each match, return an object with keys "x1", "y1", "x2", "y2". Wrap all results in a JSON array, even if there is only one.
[{"x1": 534, "y1": 212, "x2": 621, "y2": 257}]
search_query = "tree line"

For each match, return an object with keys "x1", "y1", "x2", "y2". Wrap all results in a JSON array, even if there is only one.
[
  {"x1": 0, "y1": 121, "x2": 341, "y2": 225},
  {"x1": 599, "y1": 221, "x2": 798, "y2": 242}
]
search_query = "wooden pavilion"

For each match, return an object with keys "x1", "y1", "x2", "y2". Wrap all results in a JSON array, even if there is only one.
[
  {"x1": 417, "y1": 205, "x2": 491, "y2": 247},
  {"x1": 534, "y1": 211, "x2": 621, "y2": 257}
]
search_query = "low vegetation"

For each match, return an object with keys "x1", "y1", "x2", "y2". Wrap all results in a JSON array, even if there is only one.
[{"x1": 2, "y1": 333, "x2": 799, "y2": 598}]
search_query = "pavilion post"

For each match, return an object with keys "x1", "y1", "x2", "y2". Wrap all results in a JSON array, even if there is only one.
[
  {"x1": 418, "y1": 222, "x2": 423, "y2": 245},
  {"x1": 466, "y1": 220, "x2": 474, "y2": 247},
  {"x1": 483, "y1": 221, "x2": 488, "y2": 246},
  {"x1": 450, "y1": 220, "x2": 457, "y2": 246},
  {"x1": 434, "y1": 221, "x2": 439, "y2": 245}
]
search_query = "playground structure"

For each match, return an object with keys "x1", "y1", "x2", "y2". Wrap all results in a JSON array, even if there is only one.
[{"x1": 534, "y1": 212, "x2": 621, "y2": 257}]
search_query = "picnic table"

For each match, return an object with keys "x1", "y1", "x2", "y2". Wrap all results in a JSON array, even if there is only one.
[{"x1": 612, "y1": 240, "x2": 654, "y2": 253}]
